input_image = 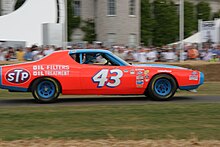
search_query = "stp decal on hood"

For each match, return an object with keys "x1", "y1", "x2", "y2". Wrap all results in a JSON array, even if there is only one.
[{"x1": 6, "y1": 69, "x2": 30, "y2": 84}]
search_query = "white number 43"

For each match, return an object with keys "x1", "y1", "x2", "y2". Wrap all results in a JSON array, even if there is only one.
[{"x1": 92, "y1": 69, "x2": 123, "y2": 88}]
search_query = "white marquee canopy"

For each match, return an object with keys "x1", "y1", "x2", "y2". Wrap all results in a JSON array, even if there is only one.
[{"x1": 0, "y1": 0, "x2": 65, "y2": 47}]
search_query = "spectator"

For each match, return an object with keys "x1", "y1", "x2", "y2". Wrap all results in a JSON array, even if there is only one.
[
  {"x1": 16, "y1": 48, "x2": 25, "y2": 61},
  {"x1": 24, "y1": 48, "x2": 33, "y2": 61},
  {"x1": 214, "y1": 45, "x2": 220, "y2": 59},
  {"x1": 163, "y1": 47, "x2": 176, "y2": 62},
  {"x1": 203, "y1": 49, "x2": 213, "y2": 61},
  {"x1": 124, "y1": 50, "x2": 135, "y2": 62},
  {"x1": 33, "y1": 50, "x2": 44, "y2": 61},
  {"x1": 146, "y1": 47, "x2": 157, "y2": 62},
  {"x1": 187, "y1": 45, "x2": 199, "y2": 60},
  {"x1": 0, "y1": 48, "x2": 6, "y2": 61},
  {"x1": 137, "y1": 48, "x2": 147, "y2": 63},
  {"x1": 31, "y1": 45, "x2": 40, "y2": 60},
  {"x1": 114, "y1": 47, "x2": 125, "y2": 59},
  {"x1": 5, "y1": 47, "x2": 16, "y2": 61},
  {"x1": 43, "y1": 45, "x2": 54, "y2": 56}
]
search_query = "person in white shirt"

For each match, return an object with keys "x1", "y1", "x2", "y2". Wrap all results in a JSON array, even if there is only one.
[
  {"x1": 137, "y1": 48, "x2": 147, "y2": 63},
  {"x1": 146, "y1": 48, "x2": 157, "y2": 62},
  {"x1": 163, "y1": 47, "x2": 176, "y2": 62},
  {"x1": 0, "y1": 48, "x2": 6, "y2": 61},
  {"x1": 43, "y1": 45, "x2": 54, "y2": 56}
]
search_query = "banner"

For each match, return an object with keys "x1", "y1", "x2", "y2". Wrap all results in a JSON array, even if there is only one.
[{"x1": 199, "y1": 20, "x2": 217, "y2": 43}]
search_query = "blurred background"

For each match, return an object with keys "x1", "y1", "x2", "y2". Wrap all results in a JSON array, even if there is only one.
[{"x1": 0, "y1": 0, "x2": 219, "y2": 63}]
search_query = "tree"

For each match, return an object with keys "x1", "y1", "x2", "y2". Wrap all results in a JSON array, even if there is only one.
[
  {"x1": 81, "y1": 19, "x2": 96, "y2": 43},
  {"x1": 14, "y1": 0, "x2": 26, "y2": 10},
  {"x1": 197, "y1": 1, "x2": 211, "y2": 21},
  {"x1": 67, "y1": 0, "x2": 80, "y2": 41},
  {"x1": 184, "y1": 1, "x2": 197, "y2": 38},
  {"x1": 141, "y1": 0, "x2": 154, "y2": 46},
  {"x1": 152, "y1": 0, "x2": 178, "y2": 46}
]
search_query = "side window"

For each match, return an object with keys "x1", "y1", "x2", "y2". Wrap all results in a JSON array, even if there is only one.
[
  {"x1": 83, "y1": 53, "x2": 107, "y2": 65},
  {"x1": 83, "y1": 53, "x2": 119, "y2": 66},
  {"x1": 70, "y1": 53, "x2": 80, "y2": 63},
  {"x1": 70, "y1": 52, "x2": 120, "y2": 66}
]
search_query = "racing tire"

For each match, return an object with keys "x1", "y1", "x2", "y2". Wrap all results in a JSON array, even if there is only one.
[
  {"x1": 32, "y1": 78, "x2": 60, "y2": 103},
  {"x1": 146, "y1": 74, "x2": 177, "y2": 101}
]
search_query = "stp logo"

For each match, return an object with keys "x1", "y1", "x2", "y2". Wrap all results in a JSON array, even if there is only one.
[{"x1": 6, "y1": 69, "x2": 30, "y2": 84}]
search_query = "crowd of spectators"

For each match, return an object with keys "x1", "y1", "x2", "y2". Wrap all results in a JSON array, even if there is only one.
[
  {"x1": 0, "y1": 45, "x2": 62, "y2": 62},
  {"x1": 0, "y1": 43, "x2": 220, "y2": 63}
]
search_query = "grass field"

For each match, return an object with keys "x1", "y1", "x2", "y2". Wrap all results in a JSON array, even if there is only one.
[
  {"x1": 0, "y1": 83, "x2": 219, "y2": 142},
  {"x1": 0, "y1": 103, "x2": 220, "y2": 141}
]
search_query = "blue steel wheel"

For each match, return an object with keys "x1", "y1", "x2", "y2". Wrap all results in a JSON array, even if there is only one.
[
  {"x1": 37, "y1": 81, "x2": 55, "y2": 99},
  {"x1": 154, "y1": 79, "x2": 172, "y2": 96},
  {"x1": 32, "y1": 78, "x2": 60, "y2": 103},
  {"x1": 146, "y1": 74, "x2": 177, "y2": 101}
]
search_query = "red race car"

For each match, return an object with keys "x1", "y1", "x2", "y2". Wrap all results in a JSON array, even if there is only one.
[{"x1": 0, "y1": 49, "x2": 204, "y2": 103}]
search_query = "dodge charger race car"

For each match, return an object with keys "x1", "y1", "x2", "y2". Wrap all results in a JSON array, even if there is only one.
[{"x1": 0, "y1": 49, "x2": 204, "y2": 103}]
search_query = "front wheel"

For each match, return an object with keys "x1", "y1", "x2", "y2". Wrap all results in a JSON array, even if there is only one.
[
  {"x1": 32, "y1": 78, "x2": 60, "y2": 103},
  {"x1": 146, "y1": 74, "x2": 177, "y2": 101}
]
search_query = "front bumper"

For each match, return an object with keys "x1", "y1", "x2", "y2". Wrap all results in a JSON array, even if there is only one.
[{"x1": 179, "y1": 72, "x2": 204, "y2": 90}]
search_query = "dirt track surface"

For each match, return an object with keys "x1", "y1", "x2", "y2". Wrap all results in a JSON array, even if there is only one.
[
  {"x1": 0, "y1": 96, "x2": 219, "y2": 107},
  {"x1": 1, "y1": 138, "x2": 220, "y2": 147}
]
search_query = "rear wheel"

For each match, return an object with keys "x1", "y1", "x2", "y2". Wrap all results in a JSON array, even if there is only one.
[
  {"x1": 32, "y1": 78, "x2": 60, "y2": 103},
  {"x1": 146, "y1": 74, "x2": 177, "y2": 101}
]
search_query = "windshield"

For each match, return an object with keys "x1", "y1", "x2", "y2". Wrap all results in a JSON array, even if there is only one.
[{"x1": 108, "y1": 52, "x2": 130, "y2": 66}]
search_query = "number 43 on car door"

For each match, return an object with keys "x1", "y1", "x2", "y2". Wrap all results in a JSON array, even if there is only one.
[{"x1": 92, "y1": 69, "x2": 123, "y2": 88}]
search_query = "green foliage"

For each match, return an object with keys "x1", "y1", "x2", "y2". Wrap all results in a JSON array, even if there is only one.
[
  {"x1": 212, "y1": 10, "x2": 220, "y2": 19},
  {"x1": 152, "y1": 0, "x2": 178, "y2": 46},
  {"x1": 67, "y1": 0, "x2": 80, "y2": 41},
  {"x1": 196, "y1": 1, "x2": 211, "y2": 21},
  {"x1": 141, "y1": 0, "x2": 154, "y2": 46},
  {"x1": 14, "y1": 0, "x2": 26, "y2": 10},
  {"x1": 184, "y1": 1, "x2": 197, "y2": 38},
  {"x1": 81, "y1": 19, "x2": 96, "y2": 43}
]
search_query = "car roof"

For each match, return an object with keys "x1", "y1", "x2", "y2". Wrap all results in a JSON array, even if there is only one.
[{"x1": 69, "y1": 49, "x2": 112, "y2": 55}]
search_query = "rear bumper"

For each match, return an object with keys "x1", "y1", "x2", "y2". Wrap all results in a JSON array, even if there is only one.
[{"x1": 179, "y1": 72, "x2": 204, "y2": 90}]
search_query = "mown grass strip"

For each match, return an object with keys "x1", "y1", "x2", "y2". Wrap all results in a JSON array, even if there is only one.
[{"x1": 0, "y1": 103, "x2": 220, "y2": 141}]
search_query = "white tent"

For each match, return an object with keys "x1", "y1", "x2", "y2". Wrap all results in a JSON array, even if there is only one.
[
  {"x1": 171, "y1": 19, "x2": 220, "y2": 45},
  {"x1": 0, "y1": 0, "x2": 65, "y2": 47},
  {"x1": 183, "y1": 32, "x2": 201, "y2": 43}
]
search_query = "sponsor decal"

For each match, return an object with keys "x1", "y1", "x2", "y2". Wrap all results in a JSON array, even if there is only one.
[
  {"x1": 189, "y1": 71, "x2": 198, "y2": 80},
  {"x1": 136, "y1": 69, "x2": 145, "y2": 88},
  {"x1": 158, "y1": 70, "x2": 172, "y2": 73},
  {"x1": 130, "y1": 70, "x2": 135, "y2": 75},
  {"x1": 137, "y1": 71, "x2": 143, "y2": 75},
  {"x1": 136, "y1": 79, "x2": 144, "y2": 88},
  {"x1": 136, "y1": 75, "x2": 144, "y2": 80},
  {"x1": 144, "y1": 70, "x2": 150, "y2": 82},
  {"x1": 32, "y1": 65, "x2": 70, "y2": 76},
  {"x1": 144, "y1": 70, "x2": 150, "y2": 75},
  {"x1": 136, "y1": 84, "x2": 143, "y2": 88},
  {"x1": 145, "y1": 75, "x2": 150, "y2": 82},
  {"x1": 124, "y1": 69, "x2": 129, "y2": 73},
  {"x1": 189, "y1": 75, "x2": 198, "y2": 80},
  {"x1": 192, "y1": 71, "x2": 198, "y2": 75},
  {"x1": 6, "y1": 69, "x2": 30, "y2": 84},
  {"x1": 136, "y1": 80, "x2": 144, "y2": 85}
]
